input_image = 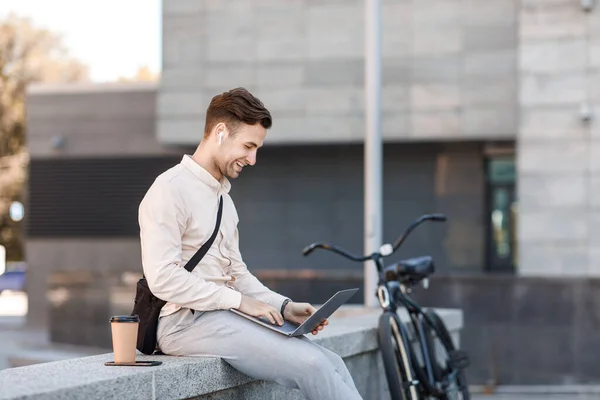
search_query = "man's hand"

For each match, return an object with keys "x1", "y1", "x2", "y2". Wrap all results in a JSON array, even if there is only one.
[
  {"x1": 237, "y1": 295, "x2": 284, "y2": 326},
  {"x1": 283, "y1": 302, "x2": 329, "y2": 335}
]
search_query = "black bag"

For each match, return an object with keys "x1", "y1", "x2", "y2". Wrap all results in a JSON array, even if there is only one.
[{"x1": 131, "y1": 196, "x2": 223, "y2": 355}]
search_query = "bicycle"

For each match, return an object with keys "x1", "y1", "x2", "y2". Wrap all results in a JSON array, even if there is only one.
[{"x1": 302, "y1": 214, "x2": 470, "y2": 400}]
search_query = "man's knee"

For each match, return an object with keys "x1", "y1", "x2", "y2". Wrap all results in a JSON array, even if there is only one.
[{"x1": 296, "y1": 348, "x2": 335, "y2": 375}]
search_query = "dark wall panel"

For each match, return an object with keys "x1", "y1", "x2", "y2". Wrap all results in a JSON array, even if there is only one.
[{"x1": 27, "y1": 156, "x2": 180, "y2": 237}]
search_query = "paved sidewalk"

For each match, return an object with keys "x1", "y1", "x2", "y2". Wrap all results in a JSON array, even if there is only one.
[{"x1": 0, "y1": 292, "x2": 106, "y2": 370}]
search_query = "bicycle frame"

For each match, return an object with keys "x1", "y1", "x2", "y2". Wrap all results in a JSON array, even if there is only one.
[
  {"x1": 302, "y1": 213, "x2": 449, "y2": 397},
  {"x1": 372, "y1": 256, "x2": 442, "y2": 396}
]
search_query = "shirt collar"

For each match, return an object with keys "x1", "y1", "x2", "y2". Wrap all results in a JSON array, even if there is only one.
[{"x1": 181, "y1": 155, "x2": 231, "y2": 194}]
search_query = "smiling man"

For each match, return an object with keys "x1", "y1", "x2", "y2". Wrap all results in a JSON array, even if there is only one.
[{"x1": 138, "y1": 88, "x2": 362, "y2": 400}]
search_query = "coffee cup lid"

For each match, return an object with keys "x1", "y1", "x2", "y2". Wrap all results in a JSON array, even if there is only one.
[{"x1": 110, "y1": 315, "x2": 140, "y2": 323}]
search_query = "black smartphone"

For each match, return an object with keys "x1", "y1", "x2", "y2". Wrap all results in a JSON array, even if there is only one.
[{"x1": 104, "y1": 361, "x2": 162, "y2": 367}]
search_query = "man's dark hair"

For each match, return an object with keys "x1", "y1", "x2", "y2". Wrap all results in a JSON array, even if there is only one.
[{"x1": 204, "y1": 87, "x2": 272, "y2": 138}]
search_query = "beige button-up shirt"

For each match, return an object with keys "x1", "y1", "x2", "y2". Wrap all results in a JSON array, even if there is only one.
[{"x1": 138, "y1": 155, "x2": 288, "y2": 318}]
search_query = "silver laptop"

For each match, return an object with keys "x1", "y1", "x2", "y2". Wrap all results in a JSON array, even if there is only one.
[{"x1": 229, "y1": 288, "x2": 359, "y2": 337}]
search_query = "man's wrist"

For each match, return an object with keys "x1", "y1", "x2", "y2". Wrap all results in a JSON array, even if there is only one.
[{"x1": 280, "y1": 298, "x2": 291, "y2": 316}]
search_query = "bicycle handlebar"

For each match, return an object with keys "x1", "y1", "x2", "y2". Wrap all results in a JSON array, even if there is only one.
[
  {"x1": 302, "y1": 242, "x2": 372, "y2": 261},
  {"x1": 302, "y1": 213, "x2": 447, "y2": 262}
]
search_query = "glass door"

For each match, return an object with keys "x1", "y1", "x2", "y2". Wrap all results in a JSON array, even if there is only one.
[{"x1": 486, "y1": 157, "x2": 517, "y2": 273}]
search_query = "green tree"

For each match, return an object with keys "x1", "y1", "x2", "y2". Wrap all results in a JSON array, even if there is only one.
[{"x1": 0, "y1": 13, "x2": 89, "y2": 262}]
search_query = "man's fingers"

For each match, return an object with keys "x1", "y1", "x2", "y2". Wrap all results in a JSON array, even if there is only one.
[
  {"x1": 274, "y1": 310, "x2": 284, "y2": 326},
  {"x1": 265, "y1": 312, "x2": 276, "y2": 325}
]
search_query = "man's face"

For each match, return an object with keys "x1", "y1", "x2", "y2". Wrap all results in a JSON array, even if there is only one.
[{"x1": 216, "y1": 123, "x2": 266, "y2": 179}]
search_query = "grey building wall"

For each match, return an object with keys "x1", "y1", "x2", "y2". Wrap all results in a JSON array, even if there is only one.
[
  {"x1": 517, "y1": 2, "x2": 600, "y2": 276},
  {"x1": 232, "y1": 142, "x2": 486, "y2": 277},
  {"x1": 159, "y1": 0, "x2": 518, "y2": 145},
  {"x1": 24, "y1": 85, "x2": 183, "y2": 328},
  {"x1": 26, "y1": 82, "x2": 181, "y2": 157}
]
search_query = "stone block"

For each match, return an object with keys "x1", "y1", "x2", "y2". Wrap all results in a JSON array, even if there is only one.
[
  {"x1": 413, "y1": 0, "x2": 461, "y2": 24},
  {"x1": 463, "y1": 77, "x2": 516, "y2": 107},
  {"x1": 518, "y1": 140, "x2": 588, "y2": 173},
  {"x1": 591, "y1": 8, "x2": 600, "y2": 38},
  {"x1": 519, "y1": 40, "x2": 587, "y2": 74},
  {"x1": 587, "y1": 212, "x2": 600, "y2": 246},
  {"x1": 461, "y1": 0, "x2": 517, "y2": 27},
  {"x1": 305, "y1": 86, "x2": 363, "y2": 116},
  {"x1": 255, "y1": 64, "x2": 305, "y2": 88},
  {"x1": 519, "y1": 210, "x2": 588, "y2": 242},
  {"x1": 592, "y1": 71, "x2": 600, "y2": 102},
  {"x1": 204, "y1": 0, "x2": 252, "y2": 11},
  {"x1": 463, "y1": 107, "x2": 517, "y2": 137},
  {"x1": 267, "y1": 115, "x2": 364, "y2": 144},
  {"x1": 382, "y1": 58, "x2": 411, "y2": 85},
  {"x1": 588, "y1": 141, "x2": 600, "y2": 172},
  {"x1": 162, "y1": 36, "x2": 205, "y2": 68},
  {"x1": 253, "y1": 88, "x2": 307, "y2": 114},
  {"x1": 518, "y1": 174, "x2": 587, "y2": 209},
  {"x1": 588, "y1": 248, "x2": 600, "y2": 277},
  {"x1": 464, "y1": 25, "x2": 517, "y2": 52},
  {"x1": 518, "y1": 242, "x2": 589, "y2": 276},
  {"x1": 591, "y1": 42, "x2": 600, "y2": 69},
  {"x1": 308, "y1": 32, "x2": 364, "y2": 60},
  {"x1": 520, "y1": 2, "x2": 586, "y2": 41},
  {"x1": 593, "y1": 104, "x2": 600, "y2": 139},
  {"x1": 464, "y1": 50, "x2": 517, "y2": 78},
  {"x1": 200, "y1": 64, "x2": 255, "y2": 89},
  {"x1": 307, "y1": 3, "x2": 364, "y2": 60},
  {"x1": 306, "y1": 59, "x2": 364, "y2": 86},
  {"x1": 382, "y1": 112, "x2": 410, "y2": 139},
  {"x1": 206, "y1": 38, "x2": 256, "y2": 63},
  {"x1": 382, "y1": 84, "x2": 410, "y2": 112},
  {"x1": 590, "y1": 176, "x2": 600, "y2": 209},
  {"x1": 520, "y1": 73, "x2": 585, "y2": 106},
  {"x1": 255, "y1": 7, "x2": 306, "y2": 39},
  {"x1": 0, "y1": 308, "x2": 463, "y2": 400},
  {"x1": 163, "y1": 0, "x2": 204, "y2": 15},
  {"x1": 206, "y1": 10, "x2": 255, "y2": 39},
  {"x1": 157, "y1": 117, "x2": 205, "y2": 144},
  {"x1": 382, "y1": 3, "x2": 412, "y2": 58},
  {"x1": 308, "y1": 3, "x2": 363, "y2": 31},
  {"x1": 411, "y1": 55, "x2": 461, "y2": 84},
  {"x1": 264, "y1": 116, "x2": 309, "y2": 143},
  {"x1": 411, "y1": 110, "x2": 461, "y2": 138},
  {"x1": 162, "y1": 15, "x2": 205, "y2": 39},
  {"x1": 410, "y1": 84, "x2": 460, "y2": 111},
  {"x1": 160, "y1": 68, "x2": 205, "y2": 91},
  {"x1": 519, "y1": 107, "x2": 588, "y2": 140},
  {"x1": 412, "y1": 24, "x2": 462, "y2": 57},
  {"x1": 158, "y1": 92, "x2": 208, "y2": 118},
  {"x1": 256, "y1": 37, "x2": 309, "y2": 62}
]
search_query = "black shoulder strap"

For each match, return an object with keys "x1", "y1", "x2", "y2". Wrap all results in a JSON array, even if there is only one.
[{"x1": 184, "y1": 195, "x2": 223, "y2": 273}]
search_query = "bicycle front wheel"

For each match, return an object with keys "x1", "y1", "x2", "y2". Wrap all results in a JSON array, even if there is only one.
[
  {"x1": 423, "y1": 310, "x2": 470, "y2": 400},
  {"x1": 378, "y1": 311, "x2": 420, "y2": 400}
]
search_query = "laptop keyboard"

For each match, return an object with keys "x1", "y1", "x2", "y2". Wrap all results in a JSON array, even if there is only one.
[{"x1": 256, "y1": 316, "x2": 299, "y2": 334}]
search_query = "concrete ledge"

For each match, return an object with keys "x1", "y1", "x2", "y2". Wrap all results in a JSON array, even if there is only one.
[{"x1": 0, "y1": 307, "x2": 463, "y2": 400}]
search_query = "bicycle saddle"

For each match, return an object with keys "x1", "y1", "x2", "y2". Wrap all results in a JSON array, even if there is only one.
[{"x1": 384, "y1": 256, "x2": 435, "y2": 284}]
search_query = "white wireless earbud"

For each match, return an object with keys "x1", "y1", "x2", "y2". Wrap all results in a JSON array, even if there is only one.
[{"x1": 218, "y1": 131, "x2": 223, "y2": 145}]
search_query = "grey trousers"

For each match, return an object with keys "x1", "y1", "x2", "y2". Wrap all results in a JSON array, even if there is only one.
[{"x1": 157, "y1": 308, "x2": 363, "y2": 400}]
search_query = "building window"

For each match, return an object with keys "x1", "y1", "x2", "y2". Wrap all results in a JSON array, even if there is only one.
[{"x1": 485, "y1": 156, "x2": 517, "y2": 273}]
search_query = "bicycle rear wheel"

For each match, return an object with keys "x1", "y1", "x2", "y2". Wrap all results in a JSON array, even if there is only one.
[
  {"x1": 423, "y1": 310, "x2": 470, "y2": 400},
  {"x1": 378, "y1": 311, "x2": 420, "y2": 400}
]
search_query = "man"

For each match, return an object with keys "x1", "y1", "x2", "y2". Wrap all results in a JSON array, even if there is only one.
[{"x1": 138, "y1": 88, "x2": 362, "y2": 400}]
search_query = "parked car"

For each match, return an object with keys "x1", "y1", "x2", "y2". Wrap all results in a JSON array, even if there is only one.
[{"x1": 0, "y1": 263, "x2": 26, "y2": 294}]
